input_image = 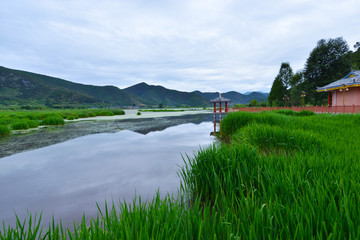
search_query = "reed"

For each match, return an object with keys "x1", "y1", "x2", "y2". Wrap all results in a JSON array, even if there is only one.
[
  {"x1": 0, "y1": 109, "x2": 125, "y2": 135},
  {"x1": 0, "y1": 125, "x2": 10, "y2": 136},
  {"x1": 41, "y1": 117, "x2": 64, "y2": 126}
]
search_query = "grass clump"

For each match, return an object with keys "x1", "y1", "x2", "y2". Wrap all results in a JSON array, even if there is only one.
[
  {"x1": 11, "y1": 120, "x2": 29, "y2": 130},
  {"x1": 111, "y1": 109, "x2": 125, "y2": 115},
  {"x1": 275, "y1": 109, "x2": 316, "y2": 116},
  {"x1": 41, "y1": 117, "x2": 64, "y2": 125},
  {"x1": 0, "y1": 125, "x2": 10, "y2": 136}
]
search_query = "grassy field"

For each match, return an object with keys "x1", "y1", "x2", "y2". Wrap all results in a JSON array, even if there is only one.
[
  {"x1": 1, "y1": 110, "x2": 360, "y2": 239},
  {"x1": 0, "y1": 109, "x2": 125, "y2": 136}
]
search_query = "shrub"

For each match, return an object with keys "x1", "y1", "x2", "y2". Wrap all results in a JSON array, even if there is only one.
[
  {"x1": 112, "y1": 109, "x2": 125, "y2": 115},
  {"x1": 297, "y1": 110, "x2": 315, "y2": 116},
  {"x1": 95, "y1": 110, "x2": 114, "y2": 116},
  {"x1": 41, "y1": 117, "x2": 64, "y2": 125},
  {"x1": 137, "y1": 112, "x2": 141, "y2": 115},
  {"x1": 0, "y1": 125, "x2": 10, "y2": 136}
]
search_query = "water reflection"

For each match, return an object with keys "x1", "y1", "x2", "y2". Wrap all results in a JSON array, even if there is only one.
[
  {"x1": 0, "y1": 113, "x2": 212, "y2": 158},
  {"x1": 0, "y1": 120, "x2": 214, "y2": 227}
]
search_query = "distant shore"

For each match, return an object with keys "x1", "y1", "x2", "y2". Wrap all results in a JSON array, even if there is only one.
[{"x1": 66, "y1": 109, "x2": 212, "y2": 122}]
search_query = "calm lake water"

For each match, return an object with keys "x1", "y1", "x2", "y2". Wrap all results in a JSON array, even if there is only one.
[{"x1": 0, "y1": 116, "x2": 214, "y2": 227}]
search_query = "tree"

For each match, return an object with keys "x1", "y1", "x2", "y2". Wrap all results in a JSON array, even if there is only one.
[
  {"x1": 354, "y1": 42, "x2": 360, "y2": 50},
  {"x1": 268, "y1": 76, "x2": 286, "y2": 106},
  {"x1": 278, "y1": 62, "x2": 293, "y2": 90},
  {"x1": 289, "y1": 71, "x2": 304, "y2": 106},
  {"x1": 268, "y1": 62, "x2": 293, "y2": 106},
  {"x1": 248, "y1": 99, "x2": 258, "y2": 106},
  {"x1": 351, "y1": 47, "x2": 360, "y2": 70},
  {"x1": 303, "y1": 37, "x2": 351, "y2": 105}
]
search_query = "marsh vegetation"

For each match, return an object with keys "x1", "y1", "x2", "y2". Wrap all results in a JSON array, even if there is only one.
[
  {"x1": 1, "y1": 110, "x2": 360, "y2": 239},
  {"x1": 0, "y1": 109, "x2": 125, "y2": 135}
]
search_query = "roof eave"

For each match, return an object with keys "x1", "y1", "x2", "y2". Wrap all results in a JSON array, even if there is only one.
[{"x1": 316, "y1": 84, "x2": 360, "y2": 92}]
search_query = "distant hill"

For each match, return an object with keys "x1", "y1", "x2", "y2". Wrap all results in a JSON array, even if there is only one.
[
  {"x1": 0, "y1": 66, "x2": 268, "y2": 108},
  {"x1": 193, "y1": 90, "x2": 268, "y2": 105},
  {"x1": 124, "y1": 82, "x2": 210, "y2": 107},
  {"x1": 0, "y1": 66, "x2": 141, "y2": 107},
  {"x1": 243, "y1": 91, "x2": 269, "y2": 96}
]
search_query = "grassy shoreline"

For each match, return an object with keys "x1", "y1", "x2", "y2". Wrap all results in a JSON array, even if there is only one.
[
  {"x1": 1, "y1": 110, "x2": 360, "y2": 239},
  {"x1": 0, "y1": 109, "x2": 125, "y2": 136}
]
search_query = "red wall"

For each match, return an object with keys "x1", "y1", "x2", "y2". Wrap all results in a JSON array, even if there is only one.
[{"x1": 332, "y1": 87, "x2": 360, "y2": 106}]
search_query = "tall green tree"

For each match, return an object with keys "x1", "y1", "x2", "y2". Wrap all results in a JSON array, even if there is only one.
[
  {"x1": 303, "y1": 37, "x2": 351, "y2": 105},
  {"x1": 354, "y1": 42, "x2": 360, "y2": 50},
  {"x1": 351, "y1": 47, "x2": 360, "y2": 70},
  {"x1": 268, "y1": 62, "x2": 293, "y2": 106},
  {"x1": 289, "y1": 71, "x2": 304, "y2": 106}
]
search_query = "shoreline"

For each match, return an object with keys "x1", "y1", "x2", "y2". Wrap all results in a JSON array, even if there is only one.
[{"x1": 65, "y1": 109, "x2": 212, "y2": 122}]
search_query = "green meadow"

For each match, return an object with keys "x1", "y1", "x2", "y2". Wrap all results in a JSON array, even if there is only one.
[
  {"x1": 1, "y1": 110, "x2": 360, "y2": 239},
  {"x1": 0, "y1": 109, "x2": 125, "y2": 136}
]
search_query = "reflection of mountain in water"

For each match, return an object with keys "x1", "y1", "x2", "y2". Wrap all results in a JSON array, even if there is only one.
[{"x1": 0, "y1": 114, "x2": 212, "y2": 158}]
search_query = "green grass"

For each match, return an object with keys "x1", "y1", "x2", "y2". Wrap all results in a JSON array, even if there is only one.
[
  {"x1": 0, "y1": 108, "x2": 125, "y2": 135},
  {"x1": 181, "y1": 111, "x2": 360, "y2": 239},
  {"x1": 41, "y1": 117, "x2": 65, "y2": 126},
  {"x1": 2, "y1": 111, "x2": 360, "y2": 239},
  {"x1": 0, "y1": 125, "x2": 10, "y2": 136}
]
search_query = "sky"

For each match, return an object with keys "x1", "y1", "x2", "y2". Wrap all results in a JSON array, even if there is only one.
[{"x1": 1, "y1": 0, "x2": 359, "y2": 93}]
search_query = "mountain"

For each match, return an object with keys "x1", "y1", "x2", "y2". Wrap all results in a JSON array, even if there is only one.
[
  {"x1": 193, "y1": 90, "x2": 268, "y2": 104},
  {"x1": 0, "y1": 66, "x2": 268, "y2": 108},
  {"x1": 0, "y1": 66, "x2": 141, "y2": 107},
  {"x1": 244, "y1": 91, "x2": 269, "y2": 96},
  {"x1": 124, "y1": 82, "x2": 210, "y2": 107}
]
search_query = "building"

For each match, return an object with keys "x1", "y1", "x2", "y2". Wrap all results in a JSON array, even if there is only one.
[
  {"x1": 210, "y1": 93, "x2": 231, "y2": 135},
  {"x1": 316, "y1": 70, "x2": 360, "y2": 106}
]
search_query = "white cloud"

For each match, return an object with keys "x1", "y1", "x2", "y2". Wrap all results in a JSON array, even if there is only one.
[{"x1": 0, "y1": 0, "x2": 359, "y2": 93}]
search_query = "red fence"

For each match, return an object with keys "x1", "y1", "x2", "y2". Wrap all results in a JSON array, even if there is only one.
[{"x1": 230, "y1": 105, "x2": 360, "y2": 114}]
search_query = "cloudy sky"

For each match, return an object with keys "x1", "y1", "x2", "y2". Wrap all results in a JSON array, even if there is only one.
[{"x1": 1, "y1": 0, "x2": 359, "y2": 93}]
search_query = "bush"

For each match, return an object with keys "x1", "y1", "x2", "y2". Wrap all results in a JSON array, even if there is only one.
[
  {"x1": 96, "y1": 110, "x2": 114, "y2": 116},
  {"x1": 0, "y1": 125, "x2": 10, "y2": 136},
  {"x1": 137, "y1": 112, "x2": 141, "y2": 115},
  {"x1": 297, "y1": 110, "x2": 315, "y2": 116},
  {"x1": 112, "y1": 109, "x2": 125, "y2": 115},
  {"x1": 41, "y1": 117, "x2": 64, "y2": 125}
]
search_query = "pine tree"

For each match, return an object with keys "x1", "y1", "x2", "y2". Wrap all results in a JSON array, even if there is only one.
[{"x1": 268, "y1": 63, "x2": 293, "y2": 106}]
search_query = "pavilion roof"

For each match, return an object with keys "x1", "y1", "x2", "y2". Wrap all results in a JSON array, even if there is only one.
[
  {"x1": 317, "y1": 70, "x2": 360, "y2": 92},
  {"x1": 210, "y1": 96, "x2": 231, "y2": 103}
]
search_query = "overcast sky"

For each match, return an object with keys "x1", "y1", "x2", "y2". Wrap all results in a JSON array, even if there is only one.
[{"x1": 1, "y1": 0, "x2": 359, "y2": 93}]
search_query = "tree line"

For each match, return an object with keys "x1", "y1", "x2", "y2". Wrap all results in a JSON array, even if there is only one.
[{"x1": 268, "y1": 37, "x2": 360, "y2": 106}]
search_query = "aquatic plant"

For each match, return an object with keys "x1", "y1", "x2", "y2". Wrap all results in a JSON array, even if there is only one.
[
  {"x1": 11, "y1": 120, "x2": 29, "y2": 130},
  {"x1": 0, "y1": 109, "x2": 125, "y2": 131},
  {"x1": 41, "y1": 117, "x2": 64, "y2": 126},
  {"x1": 0, "y1": 125, "x2": 10, "y2": 136}
]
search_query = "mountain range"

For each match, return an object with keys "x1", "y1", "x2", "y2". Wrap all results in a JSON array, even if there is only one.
[{"x1": 0, "y1": 66, "x2": 268, "y2": 108}]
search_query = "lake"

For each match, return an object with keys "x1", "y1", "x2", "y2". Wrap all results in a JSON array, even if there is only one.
[{"x1": 0, "y1": 114, "x2": 214, "y2": 227}]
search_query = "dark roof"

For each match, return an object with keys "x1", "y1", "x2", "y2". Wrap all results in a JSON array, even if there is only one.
[
  {"x1": 317, "y1": 70, "x2": 360, "y2": 92},
  {"x1": 210, "y1": 96, "x2": 231, "y2": 102}
]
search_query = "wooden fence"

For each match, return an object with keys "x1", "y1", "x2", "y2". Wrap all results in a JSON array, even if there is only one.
[{"x1": 230, "y1": 105, "x2": 360, "y2": 114}]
